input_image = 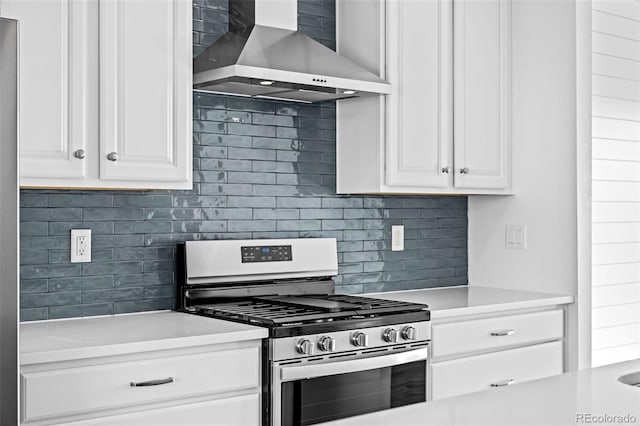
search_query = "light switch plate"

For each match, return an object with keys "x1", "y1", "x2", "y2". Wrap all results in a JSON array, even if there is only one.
[
  {"x1": 71, "y1": 229, "x2": 91, "y2": 263},
  {"x1": 505, "y1": 224, "x2": 527, "y2": 250},
  {"x1": 391, "y1": 225, "x2": 404, "y2": 251}
]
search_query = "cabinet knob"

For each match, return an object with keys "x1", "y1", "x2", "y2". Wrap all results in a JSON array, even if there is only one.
[
  {"x1": 460, "y1": 167, "x2": 469, "y2": 174},
  {"x1": 73, "y1": 149, "x2": 86, "y2": 160},
  {"x1": 107, "y1": 152, "x2": 119, "y2": 162},
  {"x1": 441, "y1": 166, "x2": 450, "y2": 174}
]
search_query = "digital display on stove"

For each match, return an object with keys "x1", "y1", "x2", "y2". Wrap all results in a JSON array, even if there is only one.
[{"x1": 241, "y1": 245, "x2": 292, "y2": 263}]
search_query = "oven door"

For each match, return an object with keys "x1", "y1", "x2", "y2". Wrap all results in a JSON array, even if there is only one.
[{"x1": 272, "y1": 346, "x2": 428, "y2": 426}]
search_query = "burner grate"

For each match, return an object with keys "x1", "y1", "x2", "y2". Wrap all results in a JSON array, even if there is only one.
[{"x1": 194, "y1": 294, "x2": 428, "y2": 327}]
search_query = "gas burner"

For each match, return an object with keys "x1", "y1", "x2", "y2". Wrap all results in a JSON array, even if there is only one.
[{"x1": 191, "y1": 294, "x2": 429, "y2": 337}]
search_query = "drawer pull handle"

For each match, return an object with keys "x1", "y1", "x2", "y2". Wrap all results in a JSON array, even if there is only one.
[
  {"x1": 490, "y1": 329, "x2": 516, "y2": 336},
  {"x1": 490, "y1": 379, "x2": 516, "y2": 387},
  {"x1": 130, "y1": 377, "x2": 174, "y2": 387}
]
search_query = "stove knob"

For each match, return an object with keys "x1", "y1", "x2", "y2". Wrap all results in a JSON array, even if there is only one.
[
  {"x1": 401, "y1": 326, "x2": 417, "y2": 341},
  {"x1": 351, "y1": 331, "x2": 369, "y2": 347},
  {"x1": 383, "y1": 328, "x2": 398, "y2": 343},
  {"x1": 296, "y1": 338, "x2": 314, "y2": 355},
  {"x1": 318, "y1": 336, "x2": 336, "y2": 352}
]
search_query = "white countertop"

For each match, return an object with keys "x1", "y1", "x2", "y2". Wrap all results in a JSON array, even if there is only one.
[
  {"x1": 20, "y1": 311, "x2": 268, "y2": 365},
  {"x1": 323, "y1": 358, "x2": 640, "y2": 426},
  {"x1": 20, "y1": 286, "x2": 573, "y2": 364},
  {"x1": 366, "y1": 285, "x2": 574, "y2": 319}
]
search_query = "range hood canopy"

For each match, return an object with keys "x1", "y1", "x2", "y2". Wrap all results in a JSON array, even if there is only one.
[{"x1": 193, "y1": 0, "x2": 391, "y2": 103}]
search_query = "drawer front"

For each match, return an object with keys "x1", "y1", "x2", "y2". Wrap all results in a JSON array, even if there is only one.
[
  {"x1": 431, "y1": 309, "x2": 563, "y2": 358},
  {"x1": 431, "y1": 340, "x2": 563, "y2": 400},
  {"x1": 22, "y1": 347, "x2": 260, "y2": 422},
  {"x1": 58, "y1": 393, "x2": 260, "y2": 426}
]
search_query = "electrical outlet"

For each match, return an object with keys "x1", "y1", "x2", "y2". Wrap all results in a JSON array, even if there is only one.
[
  {"x1": 505, "y1": 224, "x2": 527, "y2": 250},
  {"x1": 71, "y1": 229, "x2": 91, "y2": 263},
  {"x1": 391, "y1": 225, "x2": 404, "y2": 251}
]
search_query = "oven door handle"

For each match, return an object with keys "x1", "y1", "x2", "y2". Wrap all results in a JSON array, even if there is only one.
[{"x1": 280, "y1": 347, "x2": 429, "y2": 382}]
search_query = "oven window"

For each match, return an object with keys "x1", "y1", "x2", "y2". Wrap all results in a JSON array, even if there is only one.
[{"x1": 280, "y1": 360, "x2": 426, "y2": 426}]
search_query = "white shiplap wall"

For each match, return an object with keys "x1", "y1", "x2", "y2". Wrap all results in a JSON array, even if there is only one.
[{"x1": 592, "y1": 0, "x2": 640, "y2": 367}]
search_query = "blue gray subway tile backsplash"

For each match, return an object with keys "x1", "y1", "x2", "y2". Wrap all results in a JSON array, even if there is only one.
[{"x1": 18, "y1": 0, "x2": 468, "y2": 321}]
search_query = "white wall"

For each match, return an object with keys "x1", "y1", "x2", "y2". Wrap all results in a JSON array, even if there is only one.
[
  {"x1": 468, "y1": 0, "x2": 584, "y2": 370},
  {"x1": 591, "y1": 0, "x2": 640, "y2": 367}
]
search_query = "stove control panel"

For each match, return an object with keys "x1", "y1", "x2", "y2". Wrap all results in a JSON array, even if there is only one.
[
  {"x1": 241, "y1": 245, "x2": 292, "y2": 263},
  {"x1": 271, "y1": 322, "x2": 431, "y2": 361}
]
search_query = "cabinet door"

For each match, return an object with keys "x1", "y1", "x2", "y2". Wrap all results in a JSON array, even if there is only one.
[
  {"x1": 431, "y1": 309, "x2": 564, "y2": 359},
  {"x1": 59, "y1": 394, "x2": 260, "y2": 426},
  {"x1": 453, "y1": 0, "x2": 511, "y2": 189},
  {"x1": 21, "y1": 347, "x2": 259, "y2": 421},
  {"x1": 431, "y1": 341, "x2": 563, "y2": 400},
  {"x1": 1, "y1": 0, "x2": 95, "y2": 185},
  {"x1": 385, "y1": 0, "x2": 453, "y2": 188},
  {"x1": 99, "y1": 0, "x2": 192, "y2": 189}
]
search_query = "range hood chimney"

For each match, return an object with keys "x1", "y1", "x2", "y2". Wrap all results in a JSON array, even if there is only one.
[{"x1": 193, "y1": 0, "x2": 391, "y2": 103}]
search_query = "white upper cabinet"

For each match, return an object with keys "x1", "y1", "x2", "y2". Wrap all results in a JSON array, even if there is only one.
[
  {"x1": 99, "y1": 0, "x2": 192, "y2": 186},
  {"x1": 0, "y1": 0, "x2": 95, "y2": 182},
  {"x1": 453, "y1": 0, "x2": 511, "y2": 189},
  {"x1": 336, "y1": 0, "x2": 512, "y2": 195},
  {"x1": 3, "y1": 0, "x2": 192, "y2": 190},
  {"x1": 385, "y1": 0, "x2": 453, "y2": 189}
]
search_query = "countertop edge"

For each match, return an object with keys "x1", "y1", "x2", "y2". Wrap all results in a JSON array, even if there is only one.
[
  {"x1": 20, "y1": 328, "x2": 268, "y2": 365},
  {"x1": 431, "y1": 294, "x2": 575, "y2": 319}
]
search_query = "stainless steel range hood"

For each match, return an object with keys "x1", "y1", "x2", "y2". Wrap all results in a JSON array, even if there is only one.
[{"x1": 193, "y1": 0, "x2": 390, "y2": 103}]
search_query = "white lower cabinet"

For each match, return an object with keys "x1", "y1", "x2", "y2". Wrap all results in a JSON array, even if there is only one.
[
  {"x1": 59, "y1": 394, "x2": 260, "y2": 426},
  {"x1": 20, "y1": 342, "x2": 261, "y2": 426},
  {"x1": 431, "y1": 309, "x2": 564, "y2": 358},
  {"x1": 430, "y1": 308, "x2": 566, "y2": 400},
  {"x1": 431, "y1": 341, "x2": 563, "y2": 400}
]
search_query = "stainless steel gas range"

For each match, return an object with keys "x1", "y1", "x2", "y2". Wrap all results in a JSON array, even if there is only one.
[{"x1": 177, "y1": 238, "x2": 431, "y2": 426}]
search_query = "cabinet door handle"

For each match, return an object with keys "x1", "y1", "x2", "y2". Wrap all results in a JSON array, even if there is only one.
[
  {"x1": 490, "y1": 379, "x2": 516, "y2": 387},
  {"x1": 73, "y1": 149, "x2": 86, "y2": 159},
  {"x1": 490, "y1": 329, "x2": 516, "y2": 336},
  {"x1": 107, "y1": 152, "x2": 119, "y2": 162},
  {"x1": 130, "y1": 377, "x2": 174, "y2": 387},
  {"x1": 460, "y1": 167, "x2": 469, "y2": 174},
  {"x1": 441, "y1": 166, "x2": 450, "y2": 174}
]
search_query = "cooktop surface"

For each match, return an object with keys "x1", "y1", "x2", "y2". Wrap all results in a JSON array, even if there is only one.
[{"x1": 192, "y1": 294, "x2": 430, "y2": 337}]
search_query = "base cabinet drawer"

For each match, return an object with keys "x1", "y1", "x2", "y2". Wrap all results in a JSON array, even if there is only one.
[
  {"x1": 22, "y1": 347, "x2": 259, "y2": 422},
  {"x1": 431, "y1": 340, "x2": 563, "y2": 400},
  {"x1": 431, "y1": 309, "x2": 563, "y2": 359},
  {"x1": 58, "y1": 394, "x2": 260, "y2": 426}
]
